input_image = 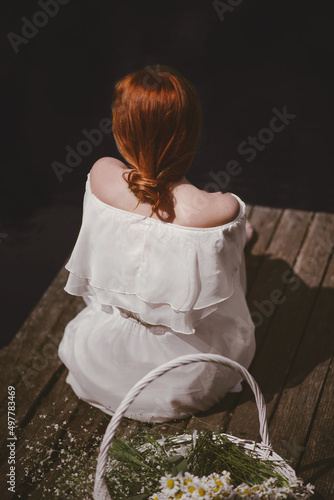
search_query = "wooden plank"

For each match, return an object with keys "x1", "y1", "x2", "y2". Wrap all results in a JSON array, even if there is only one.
[
  {"x1": 26, "y1": 418, "x2": 140, "y2": 500},
  {"x1": 247, "y1": 206, "x2": 283, "y2": 254},
  {"x1": 226, "y1": 212, "x2": 334, "y2": 444},
  {"x1": 26, "y1": 413, "x2": 140, "y2": 500},
  {"x1": 246, "y1": 209, "x2": 312, "y2": 348},
  {"x1": 0, "y1": 293, "x2": 85, "y2": 464},
  {"x1": 222, "y1": 209, "x2": 312, "y2": 441},
  {"x1": 2, "y1": 204, "x2": 333, "y2": 498},
  {"x1": 1, "y1": 370, "x2": 79, "y2": 496},
  {"x1": 0, "y1": 265, "x2": 70, "y2": 391},
  {"x1": 266, "y1": 252, "x2": 334, "y2": 465},
  {"x1": 23, "y1": 394, "x2": 188, "y2": 498},
  {"x1": 245, "y1": 206, "x2": 283, "y2": 290},
  {"x1": 0, "y1": 260, "x2": 84, "y2": 412},
  {"x1": 2, "y1": 368, "x2": 110, "y2": 499},
  {"x1": 297, "y1": 357, "x2": 334, "y2": 499}
]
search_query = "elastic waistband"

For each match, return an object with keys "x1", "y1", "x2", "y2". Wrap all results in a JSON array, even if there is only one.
[{"x1": 114, "y1": 305, "x2": 174, "y2": 336}]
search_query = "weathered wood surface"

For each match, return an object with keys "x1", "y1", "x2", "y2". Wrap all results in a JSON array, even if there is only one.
[{"x1": 0, "y1": 205, "x2": 333, "y2": 499}]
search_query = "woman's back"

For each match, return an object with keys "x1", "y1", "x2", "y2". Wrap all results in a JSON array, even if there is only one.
[
  {"x1": 58, "y1": 65, "x2": 256, "y2": 422},
  {"x1": 89, "y1": 157, "x2": 240, "y2": 229},
  {"x1": 59, "y1": 163, "x2": 255, "y2": 421}
]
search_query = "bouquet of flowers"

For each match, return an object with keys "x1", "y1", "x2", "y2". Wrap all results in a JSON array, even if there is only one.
[
  {"x1": 93, "y1": 354, "x2": 315, "y2": 500},
  {"x1": 104, "y1": 429, "x2": 314, "y2": 499}
]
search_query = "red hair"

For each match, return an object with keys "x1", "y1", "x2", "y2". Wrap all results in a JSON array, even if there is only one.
[{"x1": 111, "y1": 65, "x2": 202, "y2": 219}]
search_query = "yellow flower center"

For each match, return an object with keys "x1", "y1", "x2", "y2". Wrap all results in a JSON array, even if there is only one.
[
  {"x1": 167, "y1": 479, "x2": 174, "y2": 489},
  {"x1": 184, "y1": 478, "x2": 192, "y2": 485},
  {"x1": 188, "y1": 485, "x2": 195, "y2": 493},
  {"x1": 198, "y1": 487, "x2": 206, "y2": 497},
  {"x1": 215, "y1": 480, "x2": 223, "y2": 486},
  {"x1": 175, "y1": 491, "x2": 183, "y2": 499}
]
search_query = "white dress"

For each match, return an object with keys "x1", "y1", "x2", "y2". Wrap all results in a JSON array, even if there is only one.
[{"x1": 58, "y1": 173, "x2": 255, "y2": 422}]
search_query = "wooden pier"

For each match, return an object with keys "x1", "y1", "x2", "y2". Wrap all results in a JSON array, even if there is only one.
[{"x1": 1, "y1": 204, "x2": 333, "y2": 499}]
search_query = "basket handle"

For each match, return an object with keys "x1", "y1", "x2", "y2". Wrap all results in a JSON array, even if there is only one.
[{"x1": 94, "y1": 353, "x2": 270, "y2": 500}]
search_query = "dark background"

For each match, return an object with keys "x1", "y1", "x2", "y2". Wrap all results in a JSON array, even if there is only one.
[{"x1": 1, "y1": 0, "x2": 334, "y2": 348}]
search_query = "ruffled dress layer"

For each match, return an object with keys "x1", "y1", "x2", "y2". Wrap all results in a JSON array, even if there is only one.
[{"x1": 58, "y1": 173, "x2": 255, "y2": 422}]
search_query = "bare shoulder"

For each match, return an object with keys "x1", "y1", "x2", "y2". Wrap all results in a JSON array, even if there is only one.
[
  {"x1": 201, "y1": 193, "x2": 240, "y2": 227},
  {"x1": 213, "y1": 192, "x2": 240, "y2": 225},
  {"x1": 176, "y1": 187, "x2": 240, "y2": 228},
  {"x1": 90, "y1": 157, "x2": 127, "y2": 198},
  {"x1": 90, "y1": 156, "x2": 126, "y2": 179},
  {"x1": 89, "y1": 159, "x2": 240, "y2": 226}
]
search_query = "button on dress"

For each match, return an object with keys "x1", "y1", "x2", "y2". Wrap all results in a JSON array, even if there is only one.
[{"x1": 58, "y1": 173, "x2": 255, "y2": 422}]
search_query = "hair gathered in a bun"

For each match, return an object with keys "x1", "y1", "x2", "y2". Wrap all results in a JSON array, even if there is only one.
[
  {"x1": 124, "y1": 168, "x2": 173, "y2": 216},
  {"x1": 112, "y1": 64, "x2": 202, "y2": 219}
]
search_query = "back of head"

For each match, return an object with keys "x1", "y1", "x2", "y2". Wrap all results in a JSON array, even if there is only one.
[{"x1": 111, "y1": 65, "x2": 202, "y2": 219}]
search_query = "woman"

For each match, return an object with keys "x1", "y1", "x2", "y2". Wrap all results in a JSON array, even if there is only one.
[{"x1": 58, "y1": 65, "x2": 255, "y2": 422}]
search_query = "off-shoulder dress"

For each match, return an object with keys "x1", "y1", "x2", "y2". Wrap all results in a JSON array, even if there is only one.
[{"x1": 58, "y1": 172, "x2": 255, "y2": 422}]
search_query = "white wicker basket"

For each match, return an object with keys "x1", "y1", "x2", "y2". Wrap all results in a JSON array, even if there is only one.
[{"x1": 93, "y1": 353, "x2": 307, "y2": 499}]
